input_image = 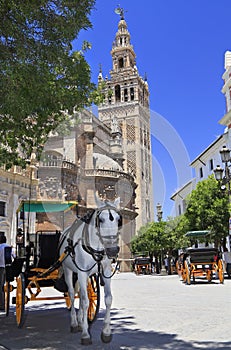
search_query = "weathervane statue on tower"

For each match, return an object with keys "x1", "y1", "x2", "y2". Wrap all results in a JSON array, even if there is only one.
[{"x1": 115, "y1": 5, "x2": 125, "y2": 20}]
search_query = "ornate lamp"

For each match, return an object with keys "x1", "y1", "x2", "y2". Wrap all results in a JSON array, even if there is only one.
[
  {"x1": 220, "y1": 146, "x2": 231, "y2": 163},
  {"x1": 214, "y1": 165, "x2": 224, "y2": 181}
]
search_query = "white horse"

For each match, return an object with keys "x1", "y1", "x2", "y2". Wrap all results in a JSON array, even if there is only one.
[{"x1": 59, "y1": 196, "x2": 121, "y2": 345}]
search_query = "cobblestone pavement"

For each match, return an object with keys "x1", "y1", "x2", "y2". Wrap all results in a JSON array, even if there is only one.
[{"x1": 0, "y1": 272, "x2": 231, "y2": 350}]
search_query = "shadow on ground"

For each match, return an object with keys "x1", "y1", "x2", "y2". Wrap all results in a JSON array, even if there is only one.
[{"x1": 0, "y1": 305, "x2": 230, "y2": 350}]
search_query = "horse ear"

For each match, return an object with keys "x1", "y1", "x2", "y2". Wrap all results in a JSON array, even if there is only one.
[
  {"x1": 114, "y1": 197, "x2": 120, "y2": 209},
  {"x1": 94, "y1": 191, "x2": 104, "y2": 208}
]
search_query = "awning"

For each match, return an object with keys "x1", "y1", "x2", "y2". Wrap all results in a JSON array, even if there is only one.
[
  {"x1": 17, "y1": 200, "x2": 78, "y2": 213},
  {"x1": 185, "y1": 230, "x2": 211, "y2": 238}
]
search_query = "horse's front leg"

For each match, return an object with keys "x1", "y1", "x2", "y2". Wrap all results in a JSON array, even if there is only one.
[
  {"x1": 101, "y1": 274, "x2": 113, "y2": 343},
  {"x1": 78, "y1": 274, "x2": 92, "y2": 345},
  {"x1": 63, "y1": 267, "x2": 79, "y2": 333}
]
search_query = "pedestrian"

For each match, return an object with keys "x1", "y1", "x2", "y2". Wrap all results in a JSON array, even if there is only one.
[
  {"x1": 0, "y1": 235, "x2": 11, "y2": 311},
  {"x1": 151, "y1": 256, "x2": 155, "y2": 273},
  {"x1": 223, "y1": 247, "x2": 231, "y2": 278},
  {"x1": 164, "y1": 256, "x2": 169, "y2": 274}
]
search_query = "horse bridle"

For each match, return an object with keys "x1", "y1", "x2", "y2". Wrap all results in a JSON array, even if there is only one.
[
  {"x1": 82, "y1": 205, "x2": 122, "y2": 261},
  {"x1": 62, "y1": 206, "x2": 122, "y2": 282},
  {"x1": 95, "y1": 205, "x2": 122, "y2": 242}
]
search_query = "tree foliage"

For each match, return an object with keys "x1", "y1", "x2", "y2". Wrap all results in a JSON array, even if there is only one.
[
  {"x1": 131, "y1": 221, "x2": 166, "y2": 255},
  {"x1": 164, "y1": 215, "x2": 190, "y2": 252},
  {"x1": 131, "y1": 216, "x2": 188, "y2": 257},
  {"x1": 184, "y1": 175, "x2": 229, "y2": 247},
  {"x1": 0, "y1": 0, "x2": 96, "y2": 168},
  {"x1": 131, "y1": 176, "x2": 229, "y2": 255}
]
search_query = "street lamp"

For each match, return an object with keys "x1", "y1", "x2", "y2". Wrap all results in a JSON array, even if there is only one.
[
  {"x1": 214, "y1": 145, "x2": 231, "y2": 250},
  {"x1": 156, "y1": 203, "x2": 163, "y2": 222},
  {"x1": 155, "y1": 203, "x2": 163, "y2": 274}
]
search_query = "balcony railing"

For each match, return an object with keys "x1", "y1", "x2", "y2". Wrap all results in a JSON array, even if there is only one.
[
  {"x1": 39, "y1": 160, "x2": 77, "y2": 171},
  {"x1": 84, "y1": 168, "x2": 134, "y2": 181}
]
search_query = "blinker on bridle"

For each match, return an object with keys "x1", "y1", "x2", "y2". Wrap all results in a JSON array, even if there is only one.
[{"x1": 95, "y1": 206, "x2": 122, "y2": 230}]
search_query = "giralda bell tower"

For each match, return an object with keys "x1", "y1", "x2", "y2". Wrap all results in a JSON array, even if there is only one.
[{"x1": 98, "y1": 7, "x2": 154, "y2": 231}]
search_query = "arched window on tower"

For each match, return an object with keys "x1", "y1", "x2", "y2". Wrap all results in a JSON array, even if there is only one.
[
  {"x1": 124, "y1": 88, "x2": 128, "y2": 102},
  {"x1": 130, "y1": 87, "x2": 134, "y2": 101},
  {"x1": 118, "y1": 58, "x2": 124, "y2": 68},
  {"x1": 115, "y1": 85, "x2": 121, "y2": 102}
]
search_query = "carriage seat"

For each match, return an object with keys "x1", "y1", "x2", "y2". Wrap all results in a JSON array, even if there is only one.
[
  {"x1": 186, "y1": 248, "x2": 218, "y2": 264},
  {"x1": 37, "y1": 232, "x2": 61, "y2": 268}
]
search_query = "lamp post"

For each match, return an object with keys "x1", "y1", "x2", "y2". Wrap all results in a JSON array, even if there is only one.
[
  {"x1": 155, "y1": 203, "x2": 163, "y2": 274},
  {"x1": 214, "y1": 145, "x2": 231, "y2": 251},
  {"x1": 156, "y1": 203, "x2": 163, "y2": 222}
]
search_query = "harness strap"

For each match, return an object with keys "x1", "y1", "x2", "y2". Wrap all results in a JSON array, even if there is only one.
[
  {"x1": 82, "y1": 219, "x2": 105, "y2": 262},
  {"x1": 82, "y1": 243, "x2": 104, "y2": 262}
]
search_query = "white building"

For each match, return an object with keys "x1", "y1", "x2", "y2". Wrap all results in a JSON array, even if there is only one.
[{"x1": 171, "y1": 51, "x2": 231, "y2": 216}]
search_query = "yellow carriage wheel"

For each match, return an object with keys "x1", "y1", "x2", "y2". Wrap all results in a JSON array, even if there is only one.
[
  {"x1": 218, "y1": 259, "x2": 224, "y2": 284},
  {"x1": 181, "y1": 265, "x2": 186, "y2": 283},
  {"x1": 87, "y1": 274, "x2": 100, "y2": 323},
  {"x1": 206, "y1": 270, "x2": 212, "y2": 282},
  {"x1": 176, "y1": 261, "x2": 181, "y2": 277},
  {"x1": 4, "y1": 282, "x2": 11, "y2": 316},
  {"x1": 184, "y1": 260, "x2": 191, "y2": 285},
  {"x1": 16, "y1": 273, "x2": 26, "y2": 328}
]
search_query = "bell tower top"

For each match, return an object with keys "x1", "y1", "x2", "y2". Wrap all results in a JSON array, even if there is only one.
[
  {"x1": 111, "y1": 8, "x2": 136, "y2": 73},
  {"x1": 98, "y1": 7, "x2": 149, "y2": 108}
]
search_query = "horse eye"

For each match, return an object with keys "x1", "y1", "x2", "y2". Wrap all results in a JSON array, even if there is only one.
[{"x1": 99, "y1": 217, "x2": 105, "y2": 223}]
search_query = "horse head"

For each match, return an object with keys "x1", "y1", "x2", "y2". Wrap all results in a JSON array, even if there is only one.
[{"x1": 94, "y1": 195, "x2": 122, "y2": 259}]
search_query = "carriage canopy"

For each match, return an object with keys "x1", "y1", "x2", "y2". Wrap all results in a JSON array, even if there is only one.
[
  {"x1": 17, "y1": 200, "x2": 78, "y2": 213},
  {"x1": 185, "y1": 230, "x2": 210, "y2": 238}
]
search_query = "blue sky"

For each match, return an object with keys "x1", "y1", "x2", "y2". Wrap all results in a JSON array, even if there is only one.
[{"x1": 75, "y1": 0, "x2": 231, "y2": 219}]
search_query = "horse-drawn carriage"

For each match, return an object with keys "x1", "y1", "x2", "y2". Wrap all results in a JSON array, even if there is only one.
[
  {"x1": 177, "y1": 231, "x2": 224, "y2": 285},
  {"x1": 4, "y1": 197, "x2": 122, "y2": 345},
  {"x1": 4, "y1": 200, "x2": 99, "y2": 326},
  {"x1": 133, "y1": 256, "x2": 151, "y2": 275}
]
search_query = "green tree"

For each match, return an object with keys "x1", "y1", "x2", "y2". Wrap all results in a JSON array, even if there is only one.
[
  {"x1": 131, "y1": 216, "x2": 190, "y2": 273},
  {"x1": 131, "y1": 221, "x2": 167, "y2": 256},
  {"x1": 0, "y1": 0, "x2": 96, "y2": 168},
  {"x1": 164, "y1": 215, "x2": 190, "y2": 254},
  {"x1": 131, "y1": 216, "x2": 189, "y2": 258},
  {"x1": 184, "y1": 175, "x2": 229, "y2": 247}
]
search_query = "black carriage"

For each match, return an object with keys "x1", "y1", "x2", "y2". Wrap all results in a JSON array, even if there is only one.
[
  {"x1": 4, "y1": 200, "x2": 100, "y2": 327},
  {"x1": 134, "y1": 256, "x2": 151, "y2": 275},
  {"x1": 178, "y1": 231, "x2": 224, "y2": 285}
]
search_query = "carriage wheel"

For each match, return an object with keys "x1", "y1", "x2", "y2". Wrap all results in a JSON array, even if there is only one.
[
  {"x1": 15, "y1": 273, "x2": 26, "y2": 328},
  {"x1": 4, "y1": 282, "x2": 11, "y2": 316},
  {"x1": 206, "y1": 270, "x2": 212, "y2": 283},
  {"x1": 181, "y1": 266, "x2": 186, "y2": 283},
  {"x1": 184, "y1": 261, "x2": 191, "y2": 285},
  {"x1": 218, "y1": 259, "x2": 224, "y2": 284},
  {"x1": 176, "y1": 261, "x2": 181, "y2": 277},
  {"x1": 87, "y1": 274, "x2": 100, "y2": 323}
]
